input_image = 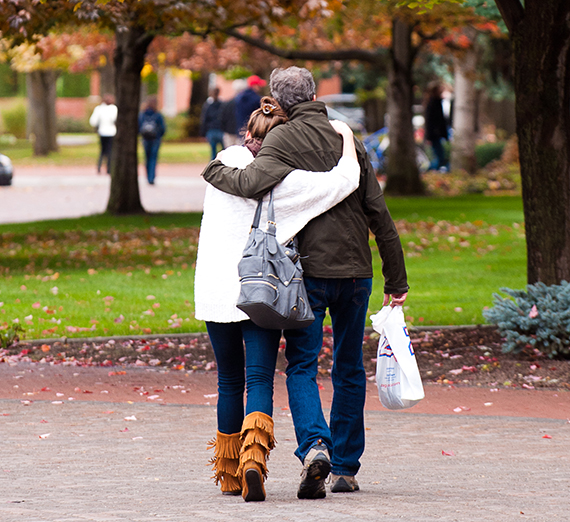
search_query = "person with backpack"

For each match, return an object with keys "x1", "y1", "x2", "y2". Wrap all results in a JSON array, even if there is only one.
[{"x1": 138, "y1": 95, "x2": 166, "y2": 185}]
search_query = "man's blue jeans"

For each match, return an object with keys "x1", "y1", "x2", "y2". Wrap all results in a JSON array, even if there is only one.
[
  {"x1": 143, "y1": 138, "x2": 161, "y2": 184},
  {"x1": 284, "y1": 277, "x2": 372, "y2": 476},
  {"x1": 206, "y1": 320, "x2": 281, "y2": 435}
]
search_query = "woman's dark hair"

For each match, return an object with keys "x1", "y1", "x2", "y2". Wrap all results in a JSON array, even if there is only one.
[{"x1": 247, "y1": 96, "x2": 288, "y2": 139}]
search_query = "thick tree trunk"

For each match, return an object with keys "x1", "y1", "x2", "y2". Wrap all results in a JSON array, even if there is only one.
[
  {"x1": 106, "y1": 27, "x2": 153, "y2": 215},
  {"x1": 187, "y1": 70, "x2": 210, "y2": 138},
  {"x1": 363, "y1": 96, "x2": 387, "y2": 133},
  {"x1": 451, "y1": 47, "x2": 478, "y2": 174},
  {"x1": 26, "y1": 70, "x2": 58, "y2": 156},
  {"x1": 511, "y1": 1, "x2": 570, "y2": 285},
  {"x1": 385, "y1": 18, "x2": 424, "y2": 195},
  {"x1": 99, "y1": 60, "x2": 115, "y2": 96}
]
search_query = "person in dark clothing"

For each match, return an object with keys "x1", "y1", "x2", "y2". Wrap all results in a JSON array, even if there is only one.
[
  {"x1": 202, "y1": 66, "x2": 409, "y2": 500},
  {"x1": 424, "y1": 82, "x2": 449, "y2": 171},
  {"x1": 200, "y1": 87, "x2": 225, "y2": 160},
  {"x1": 235, "y1": 75, "x2": 266, "y2": 137},
  {"x1": 220, "y1": 79, "x2": 247, "y2": 147},
  {"x1": 138, "y1": 95, "x2": 166, "y2": 185}
]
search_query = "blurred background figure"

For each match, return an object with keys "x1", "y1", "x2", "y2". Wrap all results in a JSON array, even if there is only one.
[
  {"x1": 200, "y1": 87, "x2": 225, "y2": 160},
  {"x1": 139, "y1": 95, "x2": 166, "y2": 185},
  {"x1": 235, "y1": 75, "x2": 267, "y2": 138},
  {"x1": 89, "y1": 93, "x2": 117, "y2": 175},
  {"x1": 220, "y1": 79, "x2": 247, "y2": 147},
  {"x1": 424, "y1": 81, "x2": 450, "y2": 172}
]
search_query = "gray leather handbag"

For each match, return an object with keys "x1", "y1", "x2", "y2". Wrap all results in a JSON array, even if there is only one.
[{"x1": 236, "y1": 191, "x2": 315, "y2": 330}]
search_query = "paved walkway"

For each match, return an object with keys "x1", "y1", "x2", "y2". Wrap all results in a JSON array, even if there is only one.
[
  {"x1": 0, "y1": 164, "x2": 209, "y2": 224},
  {"x1": 1, "y1": 391, "x2": 568, "y2": 522},
  {"x1": 2, "y1": 162, "x2": 569, "y2": 520}
]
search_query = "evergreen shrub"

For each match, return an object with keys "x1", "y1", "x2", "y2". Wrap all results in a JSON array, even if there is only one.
[{"x1": 483, "y1": 281, "x2": 570, "y2": 357}]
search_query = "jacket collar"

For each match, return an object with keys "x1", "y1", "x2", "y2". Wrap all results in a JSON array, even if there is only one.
[{"x1": 288, "y1": 101, "x2": 328, "y2": 120}]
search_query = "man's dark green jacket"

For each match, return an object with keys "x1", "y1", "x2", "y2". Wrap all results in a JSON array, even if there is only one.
[{"x1": 201, "y1": 101, "x2": 409, "y2": 295}]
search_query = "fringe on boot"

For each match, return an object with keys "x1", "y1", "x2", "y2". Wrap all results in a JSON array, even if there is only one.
[
  {"x1": 207, "y1": 431, "x2": 242, "y2": 495},
  {"x1": 238, "y1": 412, "x2": 275, "y2": 502}
]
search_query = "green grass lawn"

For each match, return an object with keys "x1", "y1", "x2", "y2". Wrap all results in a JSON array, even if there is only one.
[
  {"x1": 0, "y1": 195, "x2": 526, "y2": 341},
  {"x1": 2, "y1": 138, "x2": 211, "y2": 166}
]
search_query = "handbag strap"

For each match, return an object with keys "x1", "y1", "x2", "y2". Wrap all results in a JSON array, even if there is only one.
[
  {"x1": 251, "y1": 191, "x2": 277, "y2": 234},
  {"x1": 249, "y1": 191, "x2": 278, "y2": 255}
]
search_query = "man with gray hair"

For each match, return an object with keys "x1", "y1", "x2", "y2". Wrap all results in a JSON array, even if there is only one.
[{"x1": 202, "y1": 66, "x2": 408, "y2": 499}]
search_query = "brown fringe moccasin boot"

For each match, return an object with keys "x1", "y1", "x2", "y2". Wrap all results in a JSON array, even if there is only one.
[
  {"x1": 208, "y1": 431, "x2": 242, "y2": 495},
  {"x1": 238, "y1": 412, "x2": 275, "y2": 502}
]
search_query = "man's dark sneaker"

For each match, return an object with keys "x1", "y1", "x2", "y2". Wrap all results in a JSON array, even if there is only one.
[
  {"x1": 330, "y1": 474, "x2": 360, "y2": 493},
  {"x1": 297, "y1": 441, "x2": 331, "y2": 499}
]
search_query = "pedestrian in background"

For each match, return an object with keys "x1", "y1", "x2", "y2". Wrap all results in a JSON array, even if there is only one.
[
  {"x1": 220, "y1": 79, "x2": 247, "y2": 147},
  {"x1": 235, "y1": 75, "x2": 266, "y2": 137},
  {"x1": 200, "y1": 87, "x2": 225, "y2": 160},
  {"x1": 424, "y1": 81, "x2": 450, "y2": 172},
  {"x1": 139, "y1": 95, "x2": 166, "y2": 185},
  {"x1": 89, "y1": 93, "x2": 117, "y2": 175}
]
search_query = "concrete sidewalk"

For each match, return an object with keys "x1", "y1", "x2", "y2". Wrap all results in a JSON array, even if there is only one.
[
  {"x1": 0, "y1": 164, "x2": 209, "y2": 224},
  {"x1": 1, "y1": 397, "x2": 568, "y2": 522}
]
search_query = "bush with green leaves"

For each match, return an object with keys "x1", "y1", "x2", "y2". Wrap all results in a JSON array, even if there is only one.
[
  {"x1": 483, "y1": 281, "x2": 570, "y2": 357},
  {"x1": 1, "y1": 103, "x2": 27, "y2": 139}
]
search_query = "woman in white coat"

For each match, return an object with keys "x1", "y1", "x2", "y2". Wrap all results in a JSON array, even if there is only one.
[
  {"x1": 89, "y1": 94, "x2": 117, "y2": 175},
  {"x1": 195, "y1": 97, "x2": 360, "y2": 501}
]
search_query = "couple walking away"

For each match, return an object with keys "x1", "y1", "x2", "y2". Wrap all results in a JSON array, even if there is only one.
[{"x1": 196, "y1": 67, "x2": 409, "y2": 502}]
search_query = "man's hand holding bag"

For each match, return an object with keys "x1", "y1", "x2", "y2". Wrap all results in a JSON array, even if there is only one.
[{"x1": 371, "y1": 305, "x2": 425, "y2": 410}]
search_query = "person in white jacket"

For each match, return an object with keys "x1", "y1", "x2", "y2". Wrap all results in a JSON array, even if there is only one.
[
  {"x1": 196, "y1": 97, "x2": 360, "y2": 501},
  {"x1": 89, "y1": 94, "x2": 117, "y2": 175}
]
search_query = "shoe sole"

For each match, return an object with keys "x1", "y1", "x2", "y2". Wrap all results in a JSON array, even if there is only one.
[
  {"x1": 331, "y1": 480, "x2": 360, "y2": 493},
  {"x1": 243, "y1": 468, "x2": 265, "y2": 502},
  {"x1": 297, "y1": 456, "x2": 331, "y2": 499}
]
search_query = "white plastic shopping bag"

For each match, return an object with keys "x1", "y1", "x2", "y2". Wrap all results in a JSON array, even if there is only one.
[{"x1": 371, "y1": 306, "x2": 424, "y2": 410}]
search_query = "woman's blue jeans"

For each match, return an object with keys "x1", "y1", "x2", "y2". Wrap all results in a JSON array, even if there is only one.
[
  {"x1": 284, "y1": 277, "x2": 372, "y2": 477},
  {"x1": 429, "y1": 137, "x2": 448, "y2": 171},
  {"x1": 206, "y1": 320, "x2": 281, "y2": 435},
  {"x1": 206, "y1": 129, "x2": 225, "y2": 160}
]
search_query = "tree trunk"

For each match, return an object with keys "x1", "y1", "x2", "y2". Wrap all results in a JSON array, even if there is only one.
[
  {"x1": 511, "y1": 1, "x2": 570, "y2": 285},
  {"x1": 187, "y1": 70, "x2": 210, "y2": 138},
  {"x1": 363, "y1": 96, "x2": 387, "y2": 133},
  {"x1": 26, "y1": 70, "x2": 58, "y2": 156},
  {"x1": 451, "y1": 47, "x2": 478, "y2": 174},
  {"x1": 106, "y1": 27, "x2": 153, "y2": 215},
  {"x1": 385, "y1": 18, "x2": 424, "y2": 195},
  {"x1": 98, "y1": 59, "x2": 115, "y2": 96}
]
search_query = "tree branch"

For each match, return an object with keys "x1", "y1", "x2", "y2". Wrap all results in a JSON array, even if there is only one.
[
  {"x1": 225, "y1": 28, "x2": 386, "y2": 65},
  {"x1": 494, "y1": 0, "x2": 524, "y2": 33}
]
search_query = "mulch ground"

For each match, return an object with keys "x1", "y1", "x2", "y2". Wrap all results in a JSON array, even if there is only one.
[{"x1": 3, "y1": 325, "x2": 569, "y2": 391}]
